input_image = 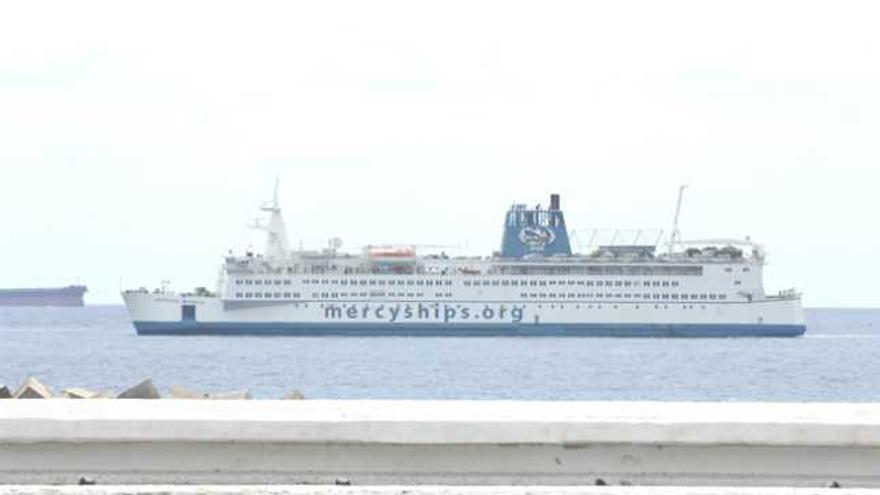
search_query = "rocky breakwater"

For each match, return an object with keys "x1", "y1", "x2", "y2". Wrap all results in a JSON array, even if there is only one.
[{"x1": 0, "y1": 376, "x2": 305, "y2": 400}]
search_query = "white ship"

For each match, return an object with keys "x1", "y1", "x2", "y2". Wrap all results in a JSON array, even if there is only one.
[{"x1": 122, "y1": 186, "x2": 806, "y2": 337}]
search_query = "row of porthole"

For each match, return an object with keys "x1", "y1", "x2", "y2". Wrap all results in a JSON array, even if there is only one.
[
  {"x1": 539, "y1": 304, "x2": 710, "y2": 310},
  {"x1": 234, "y1": 292, "x2": 302, "y2": 299},
  {"x1": 463, "y1": 279, "x2": 684, "y2": 288},
  {"x1": 520, "y1": 293, "x2": 728, "y2": 300}
]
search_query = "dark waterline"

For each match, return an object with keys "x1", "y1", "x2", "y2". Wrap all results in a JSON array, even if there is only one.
[{"x1": 0, "y1": 306, "x2": 877, "y2": 401}]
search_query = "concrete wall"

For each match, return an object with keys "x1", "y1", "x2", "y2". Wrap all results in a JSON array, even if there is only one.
[
  {"x1": 1, "y1": 487, "x2": 878, "y2": 495},
  {"x1": 2, "y1": 401, "x2": 880, "y2": 486}
]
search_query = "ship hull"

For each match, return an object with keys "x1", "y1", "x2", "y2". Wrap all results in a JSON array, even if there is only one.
[
  {"x1": 133, "y1": 320, "x2": 805, "y2": 337},
  {"x1": 123, "y1": 291, "x2": 806, "y2": 338},
  {"x1": 0, "y1": 286, "x2": 87, "y2": 307}
]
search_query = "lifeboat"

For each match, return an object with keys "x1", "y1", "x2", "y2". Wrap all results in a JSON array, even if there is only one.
[{"x1": 366, "y1": 245, "x2": 417, "y2": 264}]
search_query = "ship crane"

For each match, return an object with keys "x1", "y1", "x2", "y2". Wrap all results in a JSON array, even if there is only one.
[{"x1": 667, "y1": 184, "x2": 688, "y2": 256}]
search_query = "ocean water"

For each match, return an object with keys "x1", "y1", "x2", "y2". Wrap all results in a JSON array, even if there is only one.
[{"x1": 0, "y1": 306, "x2": 877, "y2": 401}]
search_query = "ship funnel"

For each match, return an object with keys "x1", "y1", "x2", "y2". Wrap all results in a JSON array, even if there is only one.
[{"x1": 500, "y1": 195, "x2": 572, "y2": 258}]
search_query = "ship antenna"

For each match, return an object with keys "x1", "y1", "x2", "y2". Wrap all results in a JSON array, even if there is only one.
[{"x1": 668, "y1": 185, "x2": 688, "y2": 256}]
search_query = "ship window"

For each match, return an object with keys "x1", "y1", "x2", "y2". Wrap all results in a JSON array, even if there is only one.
[
  {"x1": 254, "y1": 293, "x2": 263, "y2": 298},
  {"x1": 254, "y1": 280, "x2": 262, "y2": 285},
  {"x1": 606, "y1": 293, "x2": 613, "y2": 298},
  {"x1": 426, "y1": 280, "x2": 433, "y2": 286},
  {"x1": 743, "y1": 267, "x2": 750, "y2": 272},
  {"x1": 569, "y1": 293, "x2": 575, "y2": 298},
  {"x1": 530, "y1": 281, "x2": 537, "y2": 286},
  {"x1": 492, "y1": 281, "x2": 500, "y2": 286},
  {"x1": 671, "y1": 294, "x2": 679, "y2": 299},
  {"x1": 273, "y1": 292, "x2": 281, "y2": 297},
  {"x1": 265, "y1": 292, "x2": 273, "y2": 298},
  {"x1": 549, "y1": 293, "x2": 556, "y2": 298},
  {"x1": 406, "y1": 280, "x2": 414, "y2": 286},
  {"x1": 502, "y1": 280, "x2": 509, "y2": 286},
  {"x1": 265, "y1": 280, "x2": 272, "y2": 284},
  {"x1": 464, "y1": 281, "x2": 470, "y2": 286},
  {"x1": 539, "y1": 281, "x2": 547, "y2": 286},
  {"x1": 734, "y1": 280, "x2": 742, "y2": 285},
  {"x1": 623, "y1": 281, "x2": 631, "y2": 287},
  {"x1": 662, "y1": 281, "x2": 669, "y2": 287},
  {"x1": 709, "y1": 294, "x2": 717, "y2": 300},
  {"x1": 340, "y1": 280, "x2": 348, "y2": 286},
  {"x1": 548, "y1": 280, "x2": 556, "y2": 286},
  {"x1": 615, "y1": 281, "x2": 623, "y2": 287},
  {"x1": 586, "y1": 281, "x2": 594, "y2": 287},
  {"x1": 369, "y1": 280, "x2": 376, "y2": 286},
  {"x1": 672, "y1": 281, "x2": 679, "y2": 287},
  {"x1": 511, "y1": 280, "x2": 518, "y2": 286},
  {"x1": 720, "y1": 294, "x2": 728, "y2": 300},
  {"x1": 245, "y1": 280, "x2": 253, "y2": 285},
  {"x1": 577, "y1": 281, "x2": 585, "y2": 286},
  {"x1": 274, "y1": 280, "x2": 282, "y2": 285},
  {"x1": 284, "y1": 280, "x2": 291, "y2": 285},
  {"x1": 379, "y1": 280, "x2": 386, "y2": 286},
  {"x1": 235, "y1": 292, "x2": 243, "y2": 298}
]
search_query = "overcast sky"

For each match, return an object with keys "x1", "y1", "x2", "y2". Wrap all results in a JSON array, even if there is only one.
[{"x1": 1, "y1": 1, "x2": 878, "y2": 306}]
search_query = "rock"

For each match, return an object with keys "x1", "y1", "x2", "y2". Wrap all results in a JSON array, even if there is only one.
[
  {"x1": 63, "y1": 387, "x2": 105, "y2": 399},
  {"x1": 169, "y1": 385, "x2": 207, "y2": 399},
  {"x1": 117, "y1": 379, "x2": 161, "y2": 399},
  {"x1": 13, "y1": 376, "x2": 53, "y2": 399},
  {"x1": 0, "y1": 385, "x2": 11, "y2": 399},
  {"x1": 206, "y1": 390, "x2": 252, "y2": 400},
  {"x1": 282, "y1": 390, "x2": 305, "y2": 400}
]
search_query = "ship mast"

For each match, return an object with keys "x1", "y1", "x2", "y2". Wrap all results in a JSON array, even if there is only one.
[
  {"x1": 667, "y1": 184, "x2": 688, "y2": 256},
  {"x1": 252, "y1": 179, "x2": 291, "y2": 265}
]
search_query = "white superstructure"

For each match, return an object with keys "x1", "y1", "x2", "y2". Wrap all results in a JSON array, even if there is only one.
[{"x1": 123, "y1": 189, "x2": 805, "y2": 337}]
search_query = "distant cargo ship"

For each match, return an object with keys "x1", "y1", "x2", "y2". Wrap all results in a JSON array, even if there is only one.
[{"x1": 0, "y1": 285, "x2": 87, "y2": 307}]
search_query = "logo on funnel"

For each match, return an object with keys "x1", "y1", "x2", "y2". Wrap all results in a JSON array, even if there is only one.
[{"x1": 518, "y1": 226, "x2": 556, "y2": 252}]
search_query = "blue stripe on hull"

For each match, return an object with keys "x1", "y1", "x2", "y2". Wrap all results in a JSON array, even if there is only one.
[{"x1": 133, "y1": 321, "x2": 806, "y2": 337}]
